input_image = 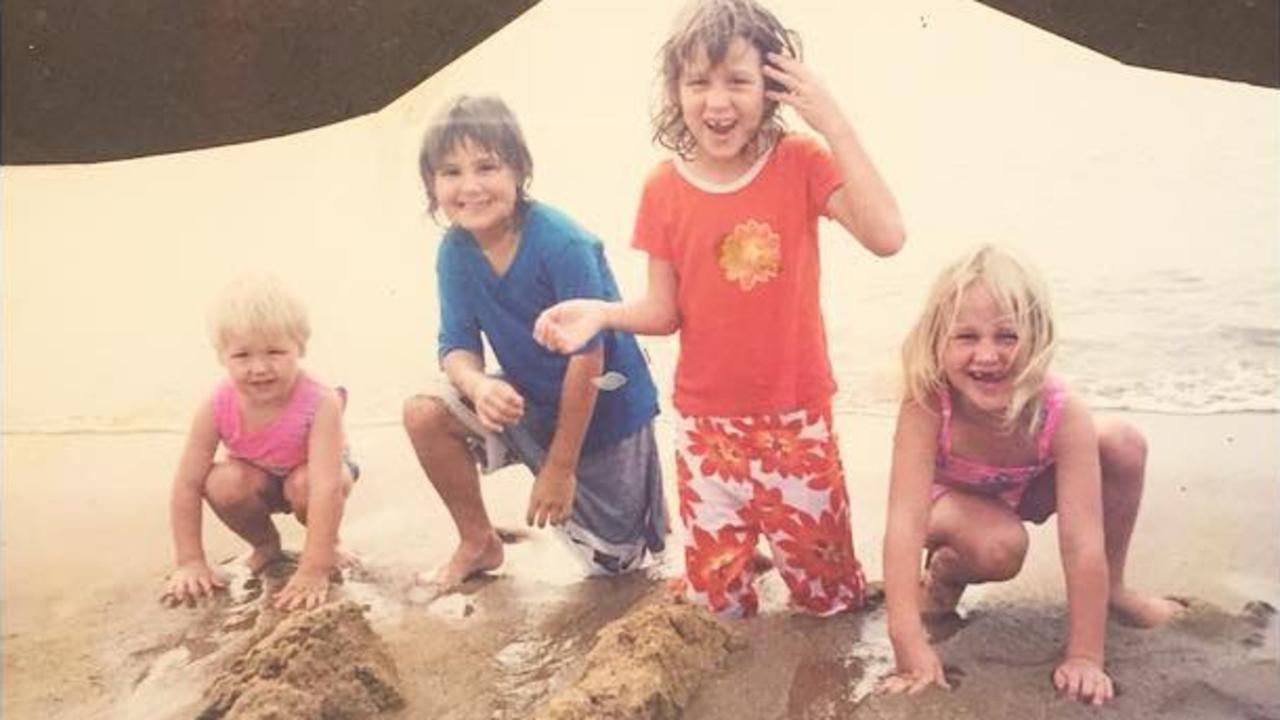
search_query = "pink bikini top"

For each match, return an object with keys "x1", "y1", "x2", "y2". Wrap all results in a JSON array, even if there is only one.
[
  {"x1": 933, "y1": 376, "x2": 1067, "y2": 509},
  {"x1": 213, "y1": 373, "x2": 324, "y2": 475}
]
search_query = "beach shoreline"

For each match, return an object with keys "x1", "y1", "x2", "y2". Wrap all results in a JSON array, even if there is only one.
[{"x1": 4, "y1": 410, "x2": 1277, "y2": 719}]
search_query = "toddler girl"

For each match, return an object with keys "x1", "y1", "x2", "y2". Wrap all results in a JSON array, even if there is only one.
[{"x1": 161, "y1": 275, "x2": 356, "y2": 611}]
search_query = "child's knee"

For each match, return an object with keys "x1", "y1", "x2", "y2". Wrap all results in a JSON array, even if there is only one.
[
  {"x1": 402, "y1": 394, "x2": 450, "y2": 437},
  {"x1": 973, "y1": 528, "x2": 1029, "y2": 581},
  {"x1": 1098, "y1": 420, "x2": 1148, "y2": 478},
  {"x1": 283, "y1": 468, "x2": 309, "y2": 516},
  {"x1": 204, "y1": 462, "x2": 263, "y2": 509}
]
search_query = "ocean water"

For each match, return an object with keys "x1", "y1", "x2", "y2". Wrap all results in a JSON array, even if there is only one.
[{"x1": 818, "y1": 256, "x2": 1280, "y2": 417}]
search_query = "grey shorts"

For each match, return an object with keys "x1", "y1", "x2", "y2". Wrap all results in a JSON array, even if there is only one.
[{"x1": 428, "y1": 380, "x2": 666, "y2": 575}]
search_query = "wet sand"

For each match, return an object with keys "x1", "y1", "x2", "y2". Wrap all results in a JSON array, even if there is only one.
[
  {"x1": 3, "y1": 411, "x2": 1277, "y2": 719},
  {"x1": 3, "y1": 1, "x2": 1277, "y2": 717}
]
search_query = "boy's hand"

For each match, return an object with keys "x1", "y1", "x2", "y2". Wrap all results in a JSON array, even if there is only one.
[
  {"x1": 1053, "y1": 657, "x2": 1114, "y2": 705},
  {"x1": 472, "y1": 377, "x2": 524, "y2": 432},
  {"x1": 762, "y1": 52, "x2": 845, "y2": 138},
  {"x1": 273, "y1": 564, "x2": 331, "y2": 611},
  {"x1": 527, "y1": 461, "x2": 576, "y2": 528},
  {"x1": 161, "y1": 560, "x2": 228, "y2": 607},
  {"x1": 533, "y1": 299, "x2": 606, "y2": 355},
  {"x1": 880, "y1": 638, "x2": 951, "y2": 695}
]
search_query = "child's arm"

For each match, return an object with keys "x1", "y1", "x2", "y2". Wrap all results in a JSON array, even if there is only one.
[
  {"x1": 533, "y1": 257, "x2": 679, "y2": 354},
  {"x1": 442, "y1": 348, "x2": 525, "y2": 432},
  {"x1": 274, "y1": 390, "x2": 347, "y2": 611},
  {"x1": 881, "y1": 400, "x2": 951, "y2": 693},
  {"x1": 163, "y1": 397, "x2": 226, "y2": 606},
  {"x1": 762, "y1": 52, "x2": 906, "y2": 257},
  {"x1": 1050, "y1": 396, "x2": 1114, "y2": 704},
  {"x1": 527, "y1": 345, "x2": 604, "y2": 528}
]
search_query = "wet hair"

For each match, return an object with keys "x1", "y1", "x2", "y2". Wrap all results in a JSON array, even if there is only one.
[
  {"x1": 653, "y1": 0, "x2": 802, "y2": 160},
  {"x1": 900, "y1": 244, "x2": 1057, "y2": 435},
  {"x1": 207, "y1": 274, "x2": 310, "y2": 355},
  {"x1": 418, "y1": 95, "x2": 534, "y2": 219}
]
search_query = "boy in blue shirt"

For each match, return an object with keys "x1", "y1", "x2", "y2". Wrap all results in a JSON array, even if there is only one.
[{"x1": 403, "y1": 96, "x2": 665, "y2": 590}]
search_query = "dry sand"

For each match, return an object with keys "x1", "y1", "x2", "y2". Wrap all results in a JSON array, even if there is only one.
[{"x1": 3, "y1": 411, "x2": 1277, "y2": 719}]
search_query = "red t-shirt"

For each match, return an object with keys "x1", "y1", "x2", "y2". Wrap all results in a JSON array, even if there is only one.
[{"x1": 632, "y1": 135, "x2": 843, "y2": 416}]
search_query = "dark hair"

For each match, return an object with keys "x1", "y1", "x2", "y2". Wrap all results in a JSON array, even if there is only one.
[
  {"x1": 653, "y1": 0, "x2": 802, "y2": 160},
  {"x1": 418, "y1": 95, "x2": 534, "y2": 217}
]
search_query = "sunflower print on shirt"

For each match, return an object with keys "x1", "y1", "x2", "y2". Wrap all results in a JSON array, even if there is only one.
[{"x1": 718, "y1": 219, "x2": 781, "y2": 291}]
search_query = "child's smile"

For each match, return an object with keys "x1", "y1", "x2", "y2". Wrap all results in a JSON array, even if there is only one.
[
  {"x1": 679, "y1": 36, "x2": 767, "y2": 181},
  {"x1": 433, "y1": 138, "x2": 519, "y2": 247},
  {"x1": 220, "y1": 335, "x2": 303, "y2": 408},
  {"x1": 943, "y1": 283, "x2": 1020, "y2": 417}
]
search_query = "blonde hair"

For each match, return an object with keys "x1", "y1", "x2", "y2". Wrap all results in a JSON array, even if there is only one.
[
  {"x1": 207, "y1": 275, "x2": 310, "y2": 354},
  {"x1": 900, "y1": 244, "x2": 1056, "y2": 434},
  {"x1": 653, "y1": 0, "x2": 800, "y2": 160}
]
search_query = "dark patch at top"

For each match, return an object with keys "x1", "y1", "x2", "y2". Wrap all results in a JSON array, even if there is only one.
[
  {"x1": 971, "y1": 0, "x2": 1279, "y2": 88},
  {"x1": 1, "y1": 0, "x2": 540, "y2": 164}
]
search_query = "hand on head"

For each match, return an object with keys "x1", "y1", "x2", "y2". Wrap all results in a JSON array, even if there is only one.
[{"x1": 761, "y1": 52, "x2": 844, "y2": 137}]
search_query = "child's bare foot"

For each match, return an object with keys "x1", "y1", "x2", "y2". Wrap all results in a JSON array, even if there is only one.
[
  {"x1": 920, "y1": 548, "x2": 965, "y2": 617},
  {"x1": 416, "y1": 532, "x2": 504, "y2": 592},
  {"x1": 1110, "y1": 589, "x2": 1186, "y2": 628},
  {"x1": 246, "y1": 543, "x2": 287, "y2": 574},
  {"x1": 664, "y1": 576, "x2": 689, "y2": 602},
  {"x1": 334, "y1": 545, "x2": 363, "y2": 570}
]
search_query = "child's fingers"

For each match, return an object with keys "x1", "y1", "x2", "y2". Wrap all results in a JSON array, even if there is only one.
[
  {"x1": 1057, "y1": 668, "x2": 1083, "y2": 702},
  {"x1": 906, "y1": 674, "x2": 934, "y2": 695},
  {"x1": 761, "y1": 62, "x2": 799, "y2": 91},
  {"x1": 1083, "y1": 672, "x2": 1111, "y2": 705}
]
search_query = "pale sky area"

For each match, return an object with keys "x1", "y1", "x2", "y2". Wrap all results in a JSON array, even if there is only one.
[{"x1": 4, "y1": 0, "x2": 1277, "y2": 432}]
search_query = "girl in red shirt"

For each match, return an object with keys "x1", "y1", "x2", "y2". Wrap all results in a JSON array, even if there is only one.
[{"x1": 535, "y1": 0, "x2": 905, "y2": 617}]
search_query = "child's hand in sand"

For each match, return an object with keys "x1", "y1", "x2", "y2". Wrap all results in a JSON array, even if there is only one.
[
  {"x1": 1053, "y1": 656, "x2": 1113, "y2": 705},
  {"x1": 533, "y1": 299, "x2": 607, "y2": 355},
  {"x1": 880, "y1": 638, "x2": 950, "y2": 695},
  {"x1": 527, "y1": 460, "x2": 576, "y2": 528},
  {"x1": 161, "y1": 560, "x2": 228, "y2": 607},
  {"x1": 273, "y1": 565, "x2": 330, "y2": 611}
]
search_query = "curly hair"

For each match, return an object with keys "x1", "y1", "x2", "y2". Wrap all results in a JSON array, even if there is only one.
[{"x1": 652, "y1": 0, "x2": 801, "y2": 160}]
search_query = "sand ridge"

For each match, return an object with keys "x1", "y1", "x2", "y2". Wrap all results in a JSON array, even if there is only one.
[{"x1": 199, "y1": 600, "x2": 404, "y2": 720}]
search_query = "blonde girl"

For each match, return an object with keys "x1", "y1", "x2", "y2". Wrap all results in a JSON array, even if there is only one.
[
  {"x1": 162, "y1": 276, "x2": 356, "y2": 611},
  {"x1": 881, "y1": 245, "x2": 1182, "y2": 704}
]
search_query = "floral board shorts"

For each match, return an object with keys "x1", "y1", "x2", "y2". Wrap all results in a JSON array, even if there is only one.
[{"x1": 675, "y1": 403, "x2": 866, "y2": 618}]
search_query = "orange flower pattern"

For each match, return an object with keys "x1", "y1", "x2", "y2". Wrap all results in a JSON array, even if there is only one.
[
  {"x1": 718, "y1": 219, "x2": 782, "y2": 291},
  {"x1": 676, "y1": 405, "x2": 866, "y2": 618},
  {"x1": 686, "y1": 418, "x2": 752, "y2": 483}
]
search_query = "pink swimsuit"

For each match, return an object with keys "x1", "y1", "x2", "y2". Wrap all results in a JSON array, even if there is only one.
[
  {"x1": 213, "y1": 374, "x2": 324, "y2": 477},
  {"x1": 931, "y1": 376, "x2": 1067, "y2": 509}
]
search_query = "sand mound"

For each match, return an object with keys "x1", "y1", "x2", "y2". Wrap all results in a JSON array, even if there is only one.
[
  {"x1": 198, "y1": 601, "x2": 404, "y2": 720},
  {"x1": 534, "y1": 602, "x2": 739, "y2": 720}
]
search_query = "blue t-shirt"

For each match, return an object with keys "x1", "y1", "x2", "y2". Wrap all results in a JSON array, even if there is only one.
[{"x1": 436, "y1": 202, "x2": 659, "y2": 454}]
